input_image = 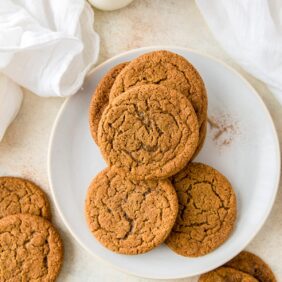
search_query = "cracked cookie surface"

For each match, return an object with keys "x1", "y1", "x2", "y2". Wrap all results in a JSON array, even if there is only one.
[
  {"x1": 89, "y1": 62, "x2": 128, "y2": 144},
  {"x1": 109, "y1": 50, "x2": 207, "y2": 127},
  {"x1": 98, "y1": 84, "x2": 199, "y2": 180},
  {"x1": 199, "y1": 267, "x2": 258, "y2": 282},
  {"x1": 0, "y1": 214, "x2": 63, "y2": 282},
  {"x1": 224, "y1": 251, "x2": 276, "y2": 282},
  {"x1": 85, "y1": 168, "x2": 178, "y2": 254},
  {"x1": 0, "y1": 177, "x2": 51, "y2": 220},
  {"x1": 166, "y1": 163, "x2": 236, "y2": 257}
]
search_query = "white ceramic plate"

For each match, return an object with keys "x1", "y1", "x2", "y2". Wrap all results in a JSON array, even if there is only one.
[{"x1": 48, "y1": 46, "x2": 280, "y2": 279}]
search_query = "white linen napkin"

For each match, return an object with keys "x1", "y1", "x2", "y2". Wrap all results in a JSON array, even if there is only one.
[
  {"x1": 0, "y1": 74, "x2": 23, "y2": 141},
  {"x1": 196, "y1": 0, "x2": 282, "y2": 104},
  {"x1": 0, "y1": 0, "x2": 100, "y2": 141}
]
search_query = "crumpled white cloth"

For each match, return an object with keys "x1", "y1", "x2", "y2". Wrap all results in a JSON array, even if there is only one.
[
  {"x1": 0, "y1": 74, "x2": 23, "y2": 141},
  {"x1": 0, "y1": 0, "x2": 99, "y2": 141},
  {"x1": 196, "y1": 0, "x2": 282, "y2": 104}
]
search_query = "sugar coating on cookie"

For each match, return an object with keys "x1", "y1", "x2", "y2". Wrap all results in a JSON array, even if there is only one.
[
  {"x1": 166, "y1": 162, "x2": 236, "y2": 257},
  {"x1": 225, "y1": 251, "x2": 276, "y2": 282},
  {"x1": 109, "y1": 50, "x2": 207, "y2": 126},
  {"x1": 199, "y1": 267, "x2": 259, "y2": 282},
  {"x1": 85, "y1": 168, "x2": 178, "y2": 255},
  {"x1": 98, "y1": 84, "x2": 199, "y2": 180},
  {"x1": 0, "y1": 177, "x2": 51, "y2": 220},
  {"x1": 89, "y1": 62, "x2": 128, "y2": 144},
  {"x1": 0, "y1": 214, "x2": 63, "y2": 281}
]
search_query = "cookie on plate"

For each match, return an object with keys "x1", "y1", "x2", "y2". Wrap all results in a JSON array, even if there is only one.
[
  {"x1": 0, "y1": 214, "x2": 63, "y2": 281},
  {"x1": 85, "y1": 168, "x2": 178, "y2": 254},
  {"x1": 89, "y1": 62, "x2": 128, "y2": 144},
  {"x1": 110, "y1": 50, "x2": 207, "y2": 127},
  {"x1": 0, "y1": 176, "x2": 51, "y2": 220},
  {"x1": 224, "y1": 251, "x2": 276, "y2": 282},
  {"x1": 98, "y1": 84, "x2": 199, "y2": 180},
  {"x1": 192, "y1": 117, "x2": 207, "y2": 159},
  {"x1": 166, "y1": 162, "x2": 236, "y2": 257},
  {"x1": 109, "y1": 50, "x2": 207, "y2": 159},
  {"x1": 199, "y1": 267, "x2": 258, "y2": 282}
]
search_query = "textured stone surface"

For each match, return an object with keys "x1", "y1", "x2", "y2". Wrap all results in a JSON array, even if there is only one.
[{"x1": 0, "y1": 0, "x2": 281, "y2": 281}]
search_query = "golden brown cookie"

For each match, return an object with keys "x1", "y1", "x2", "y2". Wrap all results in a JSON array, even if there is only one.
[
  {"x1": 0, "y1": 214, "x2": 63, "y2": 281},
  {"x1": 224, "y1": 251, "x2": 276, "y2": 282},
  {"x1": 199, "y1": 267, "x2": 259, "y2": 282},
  {"x1": 89, "y1": 62, "x2": 128, "y2": 144},
  {"x1": 109, "y1": 50, "x2": 207, "y2": 127},
  {"x1": 98, "y1": 84, "x2": 199, "y2": 180},
  {"x1": 85, "y1": 168, "x2": 178, "y2": 255},
  {"x1": 192, "y1": 117, "x2": 207, "y2": 159},
  {"x1": 166, "y1": 163, "x2": 237, "y2": 257},
  {"x1": 0, "y1": 176, "x2": 51, "y2": 220}
]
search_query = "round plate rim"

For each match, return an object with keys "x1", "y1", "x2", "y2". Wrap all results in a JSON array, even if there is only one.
[{"x1": 47, "y1": 45, "x2": 281, "y2": 279}]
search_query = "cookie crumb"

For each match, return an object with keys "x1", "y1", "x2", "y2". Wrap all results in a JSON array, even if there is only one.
[{"x1": 207, "y1": 117, "x2": 220, "y2": 129}]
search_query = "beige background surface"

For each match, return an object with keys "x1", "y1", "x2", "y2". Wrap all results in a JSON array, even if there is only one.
[{"x1": 0, "y1": 0, "x2": 281, "y2": 281}]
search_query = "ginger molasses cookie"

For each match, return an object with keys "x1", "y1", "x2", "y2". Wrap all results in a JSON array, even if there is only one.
[
  {"x1": 0, "y1": 176, "x2": 51, "y2": 220},
  {"x1": 109, "y1": 50, "x2": 207, "y2": 126},
  {"x1": 89, "y1": 62, "x2": 128, "y2": 144},
  {"x1": 224, "y1": 251, "x2": 276, "y2": 282},
  {"x1": 166, "y1": 163, "x2": 236, "y2": 257},
  {"x1": 199, "y1": 267, "x2": 258, "y2": 282},
  {"x1": 98, "y1": 84, "x2": 199, "y2": 180},
  {"x1": 85, "y1": 168, "x2": 178, "y2": 255},
  {"x1": 0, "y1": 214, "x2": 63, "y2": 281},
  {"x1": 192, "y1": 117, "x2": 207, "y2": 159}
]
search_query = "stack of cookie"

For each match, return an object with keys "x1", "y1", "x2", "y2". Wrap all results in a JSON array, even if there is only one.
[
  {"x1": 86, "y1": 50, "x2": 237, "y2": 257},
  {"x1": 0, "y1": 177, "x2": 63, "y2": 281}
]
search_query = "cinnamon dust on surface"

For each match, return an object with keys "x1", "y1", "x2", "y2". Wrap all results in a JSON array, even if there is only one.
[{"x1": 208, "y1": 114, "x2": 239, "y2": 147}]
